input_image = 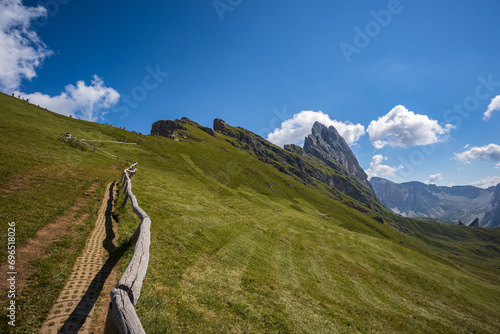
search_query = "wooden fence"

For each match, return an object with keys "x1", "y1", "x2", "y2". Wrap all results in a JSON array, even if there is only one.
[
  {"x1": 81, "y1": 139, "x2": 137, "y2": 145},
  {"x1": 104, "y1": 163, "x2": 151, "y2": 334},
  {"x1": 72, "y1": 137, "x2": 120, "y2": 160}
]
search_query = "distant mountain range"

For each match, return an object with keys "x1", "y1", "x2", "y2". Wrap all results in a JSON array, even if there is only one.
[{"x1": 370, "y1": 177, "x2": 500, "y2": 227}]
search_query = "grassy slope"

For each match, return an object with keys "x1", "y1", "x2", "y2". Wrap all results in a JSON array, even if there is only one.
[
  {"x1": 119, "y1": 123, "x2": 499, "y2": 333},
  {"x1": 1, "y1": 93, "x2": 499, "y2": 333},
  {"x1": 0, "y1": 93, "x2": 141, "y2": 333}
]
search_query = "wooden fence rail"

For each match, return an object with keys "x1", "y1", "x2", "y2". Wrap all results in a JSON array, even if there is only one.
[
  {"x1": 73, "y1": 138, "x2": 119, "y2": 160},
  {"x1": 104, "y1": 163, "x2": 150, "y2": 334},
  {"x1": 81, "y1": 139, "x2": 137, "y2": 145}
]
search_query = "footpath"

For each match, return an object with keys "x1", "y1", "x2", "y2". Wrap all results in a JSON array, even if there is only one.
[{"x1": 40, "y1": 182, "x2": 117, "y2": 334}]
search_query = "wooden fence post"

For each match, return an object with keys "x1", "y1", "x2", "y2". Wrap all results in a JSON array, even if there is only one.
[{"x1": 122, "y1": 194, "x2": 129, "y2": 208}]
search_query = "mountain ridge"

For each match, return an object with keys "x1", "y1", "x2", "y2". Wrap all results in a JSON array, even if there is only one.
[
  {"x1": 371, "y1": 176, "x2": 500, "y2": 227},
  {"x1": 152, "y1": 117, "x2": 381, "y2": 211}
]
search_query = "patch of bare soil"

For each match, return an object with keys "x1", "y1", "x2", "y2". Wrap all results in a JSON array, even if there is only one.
[{"x1": 0, "y1": 183, "x2": 100, "y2": 294}]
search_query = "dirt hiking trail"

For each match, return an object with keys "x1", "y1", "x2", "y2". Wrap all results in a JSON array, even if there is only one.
[{"x1": 40, "y1": 182, "x2": 118, "y2": 334}]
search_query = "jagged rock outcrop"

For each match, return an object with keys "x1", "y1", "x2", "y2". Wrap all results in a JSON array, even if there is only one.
[
  {"x1": 178, "y1": 117, "x2": 192, "y2": 124},
  {"x1": 151, "y1": 117, "x2": 380, "y2": 210},
  {"x1": 284, "y1": 144, "x2": 307, "y2": 157},
  {"x1": 214, "y1": 118, "x2": 227, "y2": 132},
  {"x1": 198, "y1": 126, "x2": 215, "y2": 137},
  {"x1": 151, "y1": 117, "x2": 215, "y2": 140},
  {"x1": 211, "y1": 118, "x2": 380, "y2": 210},
  {"x1": 304, "y1": 122, "x2": 368, "y2": 181},
  {"x1": 303, "y1": 122, "x2": 375, "y2": 198},
  {"x1": 151, "y1": 119, "x2": 186, "y2": 138},
  {"x1": 469, "y1": 217, "x2": 480, "y2": 227}
]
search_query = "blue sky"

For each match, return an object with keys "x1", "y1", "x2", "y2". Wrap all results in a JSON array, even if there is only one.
[{"x1": 1, "y1": 0, "x2": 500, "y2": 187}]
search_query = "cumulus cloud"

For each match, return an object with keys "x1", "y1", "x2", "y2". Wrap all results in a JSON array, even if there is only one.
[
  {"x1": 0, "y1": 0, "x2": 53, "y2": 91},
  {"x1": 367, "y1": 105, "x2": 453, "y2": 149},
  {"x1": 484, "y1": 95, "x2": 500, "y2": 120},
  {"x1": 18, "y1": 75, "x2": 120, "y2": 121},
  {"x1": 426, "y1": 173, "x2": 443, "y2": 184},
  {"x1": 267, "y1": 110, "x2": 365, "y2": 147},
  {"x1": 496, "y1": 162, "x2": 500, "y2": 169},
  {"x1": 454, "y1": 144, "x2": 500, "y2": 164},
  {"x1": 0, "y1": 1, "x2": 119, "y2": 121},
  {"x1": 364, "y1": 154, "x2": 402, "y2": 179},
  {"x1": 471, "y1": 176, "x2": 500, "y2": 189}
]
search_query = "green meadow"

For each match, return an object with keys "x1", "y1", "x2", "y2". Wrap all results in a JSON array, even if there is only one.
[{"x1": 1, "y1": 93, "x2": 499, "y2": 333}]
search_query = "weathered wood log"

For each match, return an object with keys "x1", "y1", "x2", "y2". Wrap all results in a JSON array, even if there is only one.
[
  {"x1": 129, "y1": 220, "x2": 142, "y2": 245},
  {"x1": 118, "y1": 216, "x2": 151, "y2": 305},
  {"x1": 123, "y1": 175, "x2": 148, "y2": 220},
  {"x1": 106, "y1": 163, "x2": 151, "y2": 334},
  {"x1": 108, "y1": 288, "x2": 146, "y2": 334}
]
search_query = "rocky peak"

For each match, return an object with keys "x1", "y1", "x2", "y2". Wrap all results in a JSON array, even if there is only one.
[
  {"x1": 303, "y1": 122, "x2": 368, "y2": 182},
  {"x1": 469, "y1": 217, "x2": 480, "y2": 227},
  {"x1": 483, "y1": 183, "x2": 500, "y2": 227},
  {"x1": 214, "y1": 118, "x2": 227, "y2": 132},
  {"x1": 151, "y1": 119, "x2": 187, "y2": 137},
  {"x1": 151, "y1": 117, "x2": 216, "y2": 139}
]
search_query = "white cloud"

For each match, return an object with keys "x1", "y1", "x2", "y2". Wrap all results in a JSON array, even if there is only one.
[
  {"x1": 18, "y1": 75, "x2": 120, "y2": 122},
  {"x1": 426, "y1": 173, "x2": 443, "y2": 184},
  {"x1": 483, "y1": 95, "x2": 500, "y2": 121},
  {"x1": 267, "y1": 110, "x2": 365, "y2": 147},
  {"x1": 471, "y1": 176, "x2": 500, "y2": 189},
  {"x1": 364, "y1": 154, "x2": 402, "y2": 179},
  {"x1": 454, "y1": 144, "x2": 500, "y2": 164},
  {"x1": 496, "y1": 162, "x2": 500, "y2": 169},
  {"x1": 367, "y1": 105, "x2": 453, "y2": 149},
  {"x1": 0, "y1": 1, "x2": 119, "y2": 122},
  {"x1": 0, "y1": 0, "x2": 53, "y2": 91}
]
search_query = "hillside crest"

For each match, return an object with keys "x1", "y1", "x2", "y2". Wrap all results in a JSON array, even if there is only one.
[{"x1": 151, "y1": 117, "x2": 380, "y2": 210}]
